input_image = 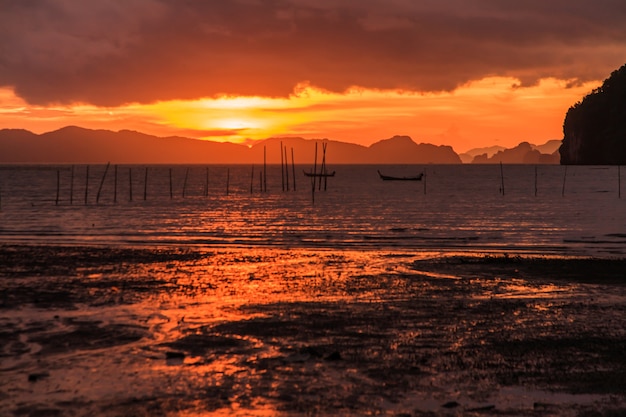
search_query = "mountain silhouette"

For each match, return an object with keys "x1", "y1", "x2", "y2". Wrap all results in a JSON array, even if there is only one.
[
  {"x1": 0, "y1": 126, "x2": 565, "y2": 164},
  {"x1": 0, "y1": 127, "x2": 461, "y2": 164},
  {"x1": 471, "y1": 141, "x2": 559, "y2": 164},
  {"x1": 458, "y1": 145, "x2": 506, "y2": 163}
]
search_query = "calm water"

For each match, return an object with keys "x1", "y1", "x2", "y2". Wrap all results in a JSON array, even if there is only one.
[{"x1": 0, "y1": 164, "x2": 624, "y2": 257}]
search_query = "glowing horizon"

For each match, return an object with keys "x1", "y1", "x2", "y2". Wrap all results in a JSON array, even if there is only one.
[{"x1": 0, "y1": 77, "x2": 600, "y2": 153}]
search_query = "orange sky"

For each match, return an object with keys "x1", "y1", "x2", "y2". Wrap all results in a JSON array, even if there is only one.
[
  {"x1": 1, "y1": 1, "x2": 625, "y2": 153},
  {"x1": 0, "y1": 78, "x2": 601, "y2": 152}
]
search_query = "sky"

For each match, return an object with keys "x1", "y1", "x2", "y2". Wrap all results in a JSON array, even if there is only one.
[{"x1": 1, "y1": 0, "x2": 625, "y2": 153}]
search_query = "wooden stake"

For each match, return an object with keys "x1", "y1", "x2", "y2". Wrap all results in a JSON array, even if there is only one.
[
  {"x1": 114, "y1": 165, "x2": 118, "y2": 204},
  {"x1": 169, "y1": 168, "x2": 173, "y2": 199},
  {"x1": 70, "y1": 165, "x2": 75, "y2": 205},
  {"x1": 311, "y1": 142, "x2": 318, "y2": 204},
  {"x1": 562, "y1": 165, "x2": 568, "y2": 197},
  {"x1": 284, "y1": 147, "x2": 290, "y2": 191},
  {"x1": 56, "y1": 169, "x2": 60, "y2": 206},
  {"x1": 291, "y1": 148, "x2": 296, "y2": 191},
  {"x1": 143, "y1": 167, "x2": 148, "y2": 201},
  {"x1": 534, "y1": 165, "x2": 538, "y2": 197},
  {"x1": 129, "y1": 167, "x2": 133, "y2": 202},
  {"x1": 84, "y1": 165, "x2": 90, "y2": 205},
  {"x1": 96, "y1": 162, "x2": 110, "y2": 204},
  {"x1": 250, "y1": 165, "x2": 255, "y2": 193},
  {"x1": 499, "y1": 162, "x2": 505, "y2": 196},
  {"x1": 226, "y1": 168, "x2": 230, "y2": 196},
  {"x1": 182, "y1": 167, "x2": 189, "y2": 198},
  {"x1": 280, "y1": 141, "x2": 285, "y2": 191},
  {"x1": 321, "y1": 142, "x2": 328, "y2": 191},
  {"x1": 205, "y1": 167, "x2": 209, "y2": 197}
]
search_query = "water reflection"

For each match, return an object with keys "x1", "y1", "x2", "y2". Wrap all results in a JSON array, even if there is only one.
[
  {"x1": 1, "y1": 247, "x2": 624, "y2": 415},
  {"x1": 1, "y1": 165, "x2": 625, "y2": 257}
]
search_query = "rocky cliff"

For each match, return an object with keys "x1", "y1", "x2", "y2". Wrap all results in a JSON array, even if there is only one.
[{"x1": 560, "y1": 63, "x2": 626, "y2": 164}]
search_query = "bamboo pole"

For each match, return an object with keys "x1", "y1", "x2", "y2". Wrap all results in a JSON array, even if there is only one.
[
  {"x1": 113, "y1": 165, "x2": 118, "y2": 204},
  {"x1": 70, "y1": 165, "x2": 75, "y2": 205},
  {"x1": 320, "y1": 143, "x2": 328, "y2": 191},
  {"x1": 562, "y1": 165, "x2": 568, "y2": 197},
  {"x1": 250, "y1": 165, "x2": 255, "y2": 193},
  {"x1": 284, "y1": 147, "x2": 289, "y2": 191},
  {"x1": 259, "y1": 171, "x2": 263, "y2": 193},
  {"x1": 143, "y1": 167, "x2": 148, "y2": 201},
  {"x1": 617, "y1": 165, "x2": 621, "y2": 199},
  {"x1": 252, "y1": 165, "x2": 257, "y2": 193},
  {"x1": 320, "y1": 142, "x2": 328, "y2": 191},
  {"x1": 291, "y1": 148, "x2": 296, "y2": 191},
  {"x1": 205, "y1": 167, "x2": 209, "y2": 197},
  {"x1": 226, "y1": 168, "x2": 230, "y2": 196},
  {"x1": 169, "y1": 168, "x2": 173, "y2": 199},
  {"x1": 280, "y1": 141, "x2": 285, "y2": 191},
  {"x1": 311, "y1": 142, "x2": 318, "y2": 204},
  {"x1": 56, "y1": 169, "x2": 60, "y2": 206},
  {"x1": 499, "y1": 162, "x2": 505, "y2": 196},
  {"x1": 96, "y1": 162, "x2": 110, "y2": 204},
  {"x1": 263, "y1": 146, "x2": 267, "y2": 192},
  {"x1": 129, "y1": 167, "x2": 133, "y2": 202},
  {"x1": 84, "y1": 165, "x2": 90, "y2": 205},
  {"x1": 182, "y1": 167, "x2": 190, "y2": 198}
]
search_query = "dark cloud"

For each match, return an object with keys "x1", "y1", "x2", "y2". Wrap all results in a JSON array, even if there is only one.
[{"x1": 1, "y1": 0, "x2": 625, "y2": 106}]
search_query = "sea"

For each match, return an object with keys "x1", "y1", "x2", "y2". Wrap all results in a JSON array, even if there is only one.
[{"x1": 0, "y1": 164, "x2": 624, "y2": 258}]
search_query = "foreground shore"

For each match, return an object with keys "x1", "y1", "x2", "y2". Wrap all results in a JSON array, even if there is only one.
[{"x1": 1, "y1": 245, "x2": 625, "y2": 416}]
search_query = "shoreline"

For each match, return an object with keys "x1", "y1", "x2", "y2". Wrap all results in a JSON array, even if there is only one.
[{"x1": 1, "y1": 244, "x2": 625, "y2": 416}]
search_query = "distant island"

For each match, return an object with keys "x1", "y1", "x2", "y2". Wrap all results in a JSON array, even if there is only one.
[
  {"x1": 459, "y1": 141, "x2": 560, "y2": 164},
  {"x1": 561, "y1": 63, "x2": 626, "y2": 165},
  {"x1": 0, "y1": 126, "x2": 559, "y2": 165}
]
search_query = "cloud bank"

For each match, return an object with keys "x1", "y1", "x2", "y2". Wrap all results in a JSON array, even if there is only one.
[{"x1": 2, "y1": 0, "x2": 625, "y2": 106}]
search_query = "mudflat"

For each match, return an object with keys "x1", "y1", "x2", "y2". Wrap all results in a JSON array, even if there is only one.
[{"x1": 1, "y1": 245, "x2": 625, "y2": 416}]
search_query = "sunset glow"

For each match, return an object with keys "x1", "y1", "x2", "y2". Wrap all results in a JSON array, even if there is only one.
[
  {"x1": 1, "y1": 1, "x2": 625, "y2": 153},
  {"x1": 0, "y1": 78, "x2": 600, "y2": 152}
]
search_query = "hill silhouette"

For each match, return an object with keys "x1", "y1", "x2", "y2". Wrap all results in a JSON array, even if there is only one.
[
  {"x1": 0, "y1": 127, "x2": 462, "y2": 164},
  {"x1": 459, "y1": 145, "x2": 506, "y2": 163},
  {"x1": 471, "y1": 142, "x2": 559, "y2": 164},
  {"x1": 460, "y1": 140, "x2": 560, "y2": 164},
  {"x1": 560, "y1": 63, "x2": 626, "y2": 164}
]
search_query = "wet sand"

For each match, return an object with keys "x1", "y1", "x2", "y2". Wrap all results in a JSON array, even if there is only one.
[{"x1": 1, "y1": 245, "x2": 625, "y2": 416}]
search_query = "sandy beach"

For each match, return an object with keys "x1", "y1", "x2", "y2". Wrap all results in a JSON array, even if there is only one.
[{"x1": 1, "y1": 244, "x2": 625, "y2": 416}]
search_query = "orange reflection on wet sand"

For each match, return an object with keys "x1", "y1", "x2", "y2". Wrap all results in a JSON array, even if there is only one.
[{"x1": 1, "y1": 247, "x2": 625, "y2": 416}]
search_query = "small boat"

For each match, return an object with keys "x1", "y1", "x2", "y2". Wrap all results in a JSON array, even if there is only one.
[
  {"x1": 377, "y1": 170, "x2": 423, "y2": 181},
  {"x1": 303, "y1": 170, "x2": 336, "y2": 178}
]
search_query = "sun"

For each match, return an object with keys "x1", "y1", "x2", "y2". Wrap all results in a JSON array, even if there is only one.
[{"x1": 213, "y1": 118, "x2": 259, "y2": 130}]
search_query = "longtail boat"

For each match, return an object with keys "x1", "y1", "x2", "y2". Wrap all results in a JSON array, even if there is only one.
[
  {"x1": 377, "y1": 170, "x2": 423, "y2": 181},
  {"x1": 303, "y1": 170, "x2": 336, "y2": 178}
]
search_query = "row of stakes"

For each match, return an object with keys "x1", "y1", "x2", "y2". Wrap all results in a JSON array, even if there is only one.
[
  {"x1": 0, "y1": 143, "x2": 335, "y2": 208},
  {"x1": 0, "y1": 158, "x2": 622, "y2": 210}
]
